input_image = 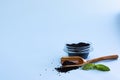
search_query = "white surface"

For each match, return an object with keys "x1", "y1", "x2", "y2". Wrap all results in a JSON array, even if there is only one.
[{"x1": 0, "y1": 0, "x2": 120, "y2": 80}]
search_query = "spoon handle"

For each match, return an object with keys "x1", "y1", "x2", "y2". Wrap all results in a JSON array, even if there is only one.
[{"x1": 87, "y1": 54, "x2": 118, "y2": 63}]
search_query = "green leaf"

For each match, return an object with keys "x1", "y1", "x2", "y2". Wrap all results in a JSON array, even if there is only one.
[
  {"x1": 82, "y1": 63, "x2": 110, "y2": 71},
  {"x1": 95, "y1": 64, "x2": 110, "y2": 71},
  {"x1": 82, "y1": 63, "x2": 95, "y2": 70}
]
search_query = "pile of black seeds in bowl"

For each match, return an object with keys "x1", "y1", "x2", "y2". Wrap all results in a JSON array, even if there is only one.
[
  {"x1": 66, "y1": 42, "x2": 90, "y2": 47},
  {"x1": 55, "y1": 60, "x2": 79, "y2": 73},
  {"x1": 65, "y1": 42, "x2": 91, "y2": 59}
]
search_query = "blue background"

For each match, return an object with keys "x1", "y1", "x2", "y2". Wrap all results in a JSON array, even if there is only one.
[{"x1": 0, "y1": 0, "x2": 120, "y2": 80}]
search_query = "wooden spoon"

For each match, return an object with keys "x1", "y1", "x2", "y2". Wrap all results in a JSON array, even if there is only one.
[{"x1": 61, "y1": 54, "x2": 118, "y2": 68}]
